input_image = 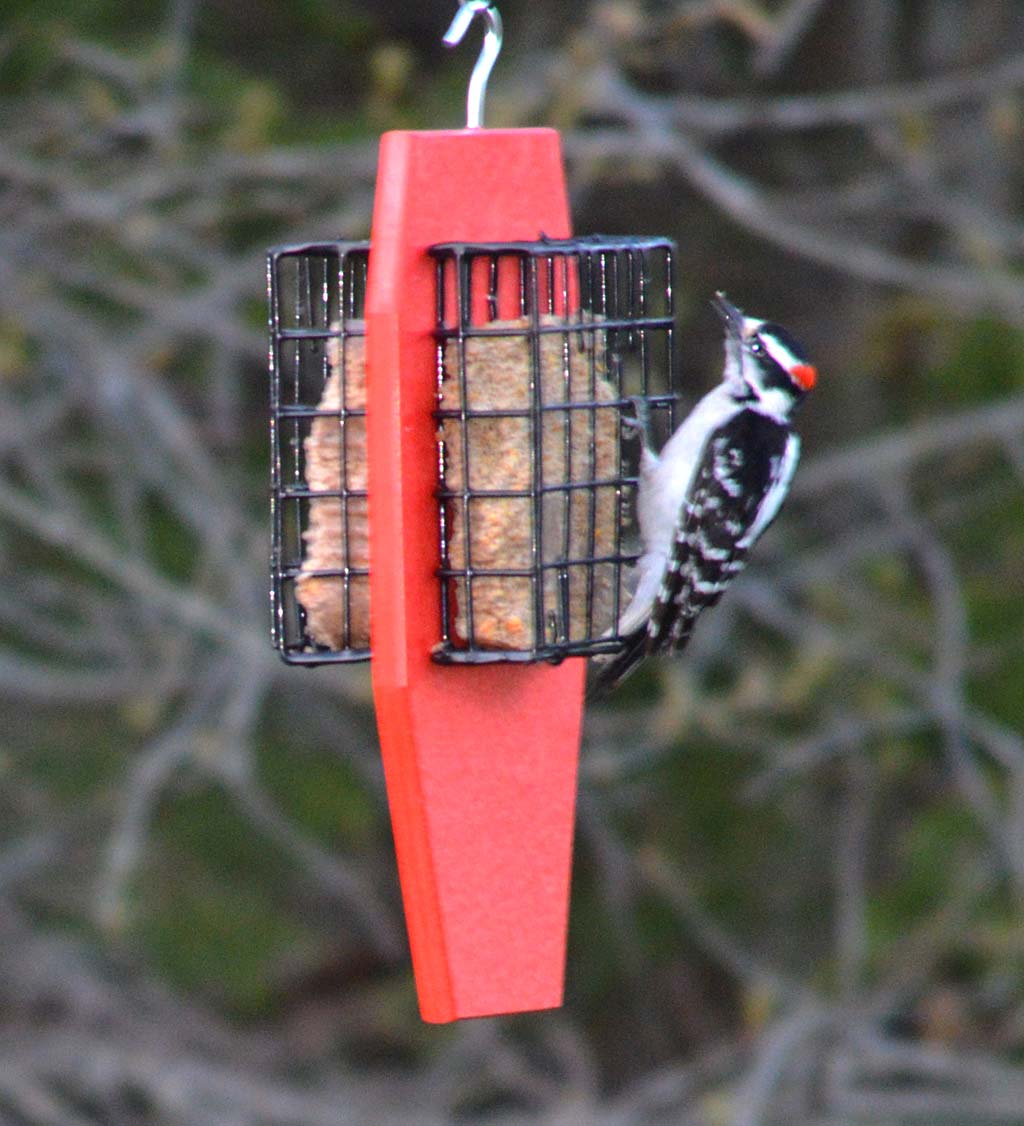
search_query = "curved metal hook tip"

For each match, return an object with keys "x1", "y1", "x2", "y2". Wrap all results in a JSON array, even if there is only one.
[{"x1": 443, "y1": 2, "x2": 503, "y2": 129}]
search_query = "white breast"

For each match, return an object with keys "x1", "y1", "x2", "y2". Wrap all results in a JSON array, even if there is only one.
[
  {"x1": 637, "y1": 383, "x2": 743, "y2": 559},
  {"x1": 616, "y1": 384, "x2": 743, "y2": 635}
]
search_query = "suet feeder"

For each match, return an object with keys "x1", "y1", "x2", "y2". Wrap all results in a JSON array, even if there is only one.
[{"x1": 267, "y1": 2, "x2": 677, "y2": 1022}]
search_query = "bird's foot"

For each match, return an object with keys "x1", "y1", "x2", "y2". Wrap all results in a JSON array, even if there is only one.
[{"x1": 621, "y1": 396, "x2": 652, "y2": 446}]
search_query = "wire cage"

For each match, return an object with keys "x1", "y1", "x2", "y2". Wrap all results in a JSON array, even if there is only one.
[
  {"x1": 432, "y1": 235, "x2": 678, "y2": 664},
  {"x1": 268, "y1": 240, "x2": 370, "y2": 664}
]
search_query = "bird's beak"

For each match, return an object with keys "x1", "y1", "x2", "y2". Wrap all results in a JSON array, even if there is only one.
[{"x1": 712, "y1": 291, "x2": 744, "y2": 340}]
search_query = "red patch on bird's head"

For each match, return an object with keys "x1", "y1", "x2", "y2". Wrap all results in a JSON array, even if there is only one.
[{"x1": 790, "y1": 363, "x2": 817, "y2": 391}]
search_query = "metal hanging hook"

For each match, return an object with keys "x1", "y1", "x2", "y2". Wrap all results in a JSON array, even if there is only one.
[{"x1": 443, "y1": 2, "x2": 503, "y2": 129}]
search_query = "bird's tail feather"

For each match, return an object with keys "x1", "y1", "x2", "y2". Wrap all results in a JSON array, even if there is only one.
[{"x1": 588, "y1": 630, "x2": 649, "y2": 698}]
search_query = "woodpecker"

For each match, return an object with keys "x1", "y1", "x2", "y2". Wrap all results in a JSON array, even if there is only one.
[{"x1": 594, "y1": 292, "x2": 816, "y2": 691}]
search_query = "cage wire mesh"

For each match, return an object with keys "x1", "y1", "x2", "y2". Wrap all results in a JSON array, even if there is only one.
[
  {"x1": 268, "y1": 241, "x2": 370, "y2": 664},
  {"x1": 432, "y1": 235, "x2": 678, "y2": 663}
]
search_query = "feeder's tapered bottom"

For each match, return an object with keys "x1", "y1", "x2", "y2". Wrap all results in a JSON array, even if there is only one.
[{"x1": 375, "y1": 659, "x2": 583, "y2": 1022}]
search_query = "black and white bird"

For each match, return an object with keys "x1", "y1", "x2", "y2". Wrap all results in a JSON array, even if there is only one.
[{"x1": 594, "y1": 292, "x2": 816, "y2": 691}]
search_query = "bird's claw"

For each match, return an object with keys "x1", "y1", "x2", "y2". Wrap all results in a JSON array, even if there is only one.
[{"x1": 621, "y1": 396, "x2": 652, "y2": 445}]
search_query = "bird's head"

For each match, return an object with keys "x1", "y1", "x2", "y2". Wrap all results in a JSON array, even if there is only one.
[{"x1": 713, "y1": 292, "x2": 816, "y2": 419}]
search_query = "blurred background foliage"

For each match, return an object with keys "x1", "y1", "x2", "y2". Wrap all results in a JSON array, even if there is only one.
[{"x1": 2, "y1": 0, "x2": 1024, "y2": 1122}]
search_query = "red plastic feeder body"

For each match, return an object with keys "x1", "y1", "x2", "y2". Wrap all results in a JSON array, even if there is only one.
[{"x1": 365, "y1": 128, "x2": 584, "y2": 1022}]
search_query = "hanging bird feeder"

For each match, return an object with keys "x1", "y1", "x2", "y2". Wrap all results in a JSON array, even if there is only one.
[{"x1": 267, "y1": 2, "x2": 677, "y2": 1022}]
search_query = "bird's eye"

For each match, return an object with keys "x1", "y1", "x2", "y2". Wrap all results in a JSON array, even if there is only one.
[{"x1": 749, "y1": 338, "x2": 764, "y2": 355}]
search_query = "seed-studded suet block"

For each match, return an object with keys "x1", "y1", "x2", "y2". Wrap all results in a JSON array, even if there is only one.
[
  {"x1": 296, "y1": 329, "x2": 370, "y2": 650},
  {"x1": 438, "y1": 315, "x2": 621, "y2": 651}
]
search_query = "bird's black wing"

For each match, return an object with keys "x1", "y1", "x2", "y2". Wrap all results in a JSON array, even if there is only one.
[{"x1": 649, "y1": 411, "x2": 799, "y2": 653}]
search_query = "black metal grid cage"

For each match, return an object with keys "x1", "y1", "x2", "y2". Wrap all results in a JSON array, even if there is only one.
[
  {"x1": 268, "y1": 240, "x2": 370, "y2": 664},
  {"x1": 431, "y1": 235, "x2": 678, "y2": 664}
]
